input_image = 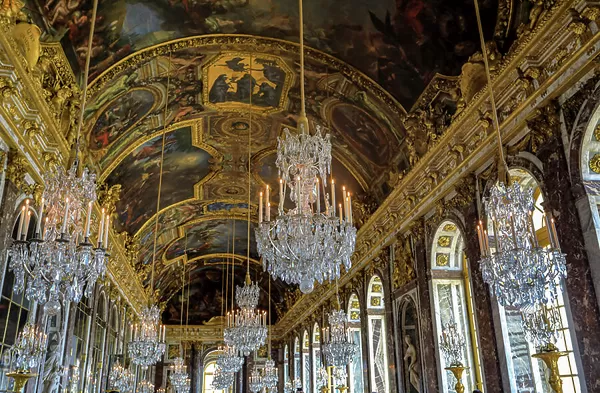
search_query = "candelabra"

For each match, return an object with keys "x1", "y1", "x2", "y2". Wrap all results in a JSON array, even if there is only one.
[
  {"x1": 224, "y1": 275, "x2": 267, "y2": 356},
  {"x1": 294, "y1": 378, "x2": 302, "y2": 390},
  {"x1": 107, "y1": 360, "x2": 125, "y2": 392},
  {"x1": 477, "y1": 182, "x2": 567, "y2": 310},
  {"x1": 316, "y1": 367, "x2": 329, "y2": 393},
  {"x1": 138, "y1": 379, "x2": 154, "y2": 393},
  {"x1": 522, "y1": 302, "x2": 567, "y2": 393},
  {"x1": 169, "y1": 357, "x2": 190, "y2": 393},
  {"x1": 439, "y1": 322, "x2": 467, "y2": 393},
  {"x1": 211, "y1": 366, "x2": 234, "y2": 390},
  {"x1": 248, "y1": 366, "x2": 264, "y2": 393},
  {"x1": 128, "y1": 305, "x2": 166, "y2": 368},
  {"x1": 216, "y1": 344, "x2": 244, "y2": 373},
  {"x1": 332, "y1": 366, "x2": 348, "y2": 393},
  {"x1": 5, "y1": 321, "x2": 47, "y2": 393},
  {"x1": 322, "y1": 310, "x2": 356, "y2": 367},
  {"x1": 262, "y1": 358, "x2": 278, "y2": 390},
  {"x1": 284, "y1": 378, "x2": 295, "y2": 393},
  {"x1": 8, "y1": 166, "x2": 108, "y2": 315}
]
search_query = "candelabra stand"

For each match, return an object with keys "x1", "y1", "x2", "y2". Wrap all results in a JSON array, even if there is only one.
[
  {"x1": 532, "y1": 344, "x2": 567, "y2": 393},
  {"x1": 5, "y1": 371, "x2": 36, "y2": 393},
  {"x1": 444, "y1": 365, "x2": 467, "y2": 393},
  {"x1": 319, "y1": 387, "x2": 329, "y2": 393}
]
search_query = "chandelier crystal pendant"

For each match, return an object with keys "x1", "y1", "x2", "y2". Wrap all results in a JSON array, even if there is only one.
[
  {"x1": 224, "y1": 275, "x2": 267, "y2": 356},
  {"x1": 477, "y1": 183, "x2": 567, "y2": 310},
  {"x1": 284, "y1": 378, "x2": 295, "y2": 393},
  {"x1": 254, "y1": 0, "x2": 356, "y2": 295},
  {"x1": 8, "y1": 0, "x2": 106, "y2": 316},
  {"x1": 439, "y1": 321, "x2": 466, "y2": 367},
  {"x1": 169, "y1": 357, "x2": 190, "y2": 393},
  {"x1": 211, "y1": 366, "x2": 234, "y2": 390},
  {"x1": 8, "y1": 321, "x2": 48, "y2": 373},
  {"x1": 128, "y1": 305, "x2": 166, "y2": 368},
  {"x1": 262, "y1": 358, "x2": 278, "y2": 390},
  {"x1": 322, "y1": 309, "x2": 357, "y2": 367}
]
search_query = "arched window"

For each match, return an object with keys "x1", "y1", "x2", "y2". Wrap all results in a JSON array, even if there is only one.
[
  {"x1": 294, "y1": 336, "x2": 301, "y2": 383},
  {"x1": 302, "y1": 330, "x2": 311, "y2": 393},
  {"x1": 347, "y1": 294, "x2": 364, "y2": 393},
  {"x1": 312, "y1": 323, "x2": 321, "y2": 393},
  {"x1": 0, "y1": 205, "x2": 36, "y2": 391},
  {"x1": 284, "y1": 343, "x2": 290, "y2": 382},
  {"x1": 203, "y1": 361, "x2": 226, "y2": 393},
  {"x1": 367, "y1": 276, "x2": 389, "y2": 393},
  {"x1": 430, "y1": 220, "x2": 478, "y2": 393},
  {"x1": 493, "y1": 169, "x2": 581, "y2": 393}
]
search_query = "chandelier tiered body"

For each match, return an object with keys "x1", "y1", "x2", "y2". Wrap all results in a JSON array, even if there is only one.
[
  {"x1": 322, "y1": 309, "x2": 357, "y2": 367},
  {"x1": 216, "y1": 344, "x2": 244, "y2": 373},
  {"x1": 477, "y1": 182, "x2": 567, "y2": 310},
  {"x1": 248, "y1": 365, "x2": 264, "y2": 393},
  {"x1": 224, "y1": 277, "x2": 267, "y2": 356},
  {"x1": 212, "y1": 366, "x2": 235, "y2": 390},
  {"x1": 439, "y1": 322, "x2": 466, "y2": 367},
  {"x1": 108, "y1": 360, "x2": 135, "y2": 393},
  {"x1": 9, "y1": 164, "x2": 107, "y2": 314},
  {"x1": 256, "y1": 124, "x2": 357, "y2": 294},
  {"x1": 128, "y1": 305, "x2": 166, "y2": 368},
  {"x1": 169, "y1": 357, "x2": 190, "y2": 393}
]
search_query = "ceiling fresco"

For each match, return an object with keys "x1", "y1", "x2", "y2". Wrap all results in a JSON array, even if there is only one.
[
  {"x1": 161, "y1": 262, "x2": 285, "y2": 325},
  {"x1": 27, "y1": 0, "x2": 498, "y2": 108},
  {"x1": 84, "y1": 38, "x2": 408, "y2": 320}
]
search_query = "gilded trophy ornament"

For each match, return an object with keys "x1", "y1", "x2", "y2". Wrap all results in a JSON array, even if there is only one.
[{"x1": 589, "y1": 153, "x2": 600, "y2": 174}]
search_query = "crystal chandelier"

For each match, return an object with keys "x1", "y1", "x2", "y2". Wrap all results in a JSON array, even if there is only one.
[
  {"x1": 8, "y1": 0, "x2": 106, "y2": 316},
  {"x1": 128, "y1": 305, "x2": 166, "y2": 368},
  {"x1": 322, "y1": 309, "x2": 356, "y2": 367},
  {"x1": 224, "y1": 275, "x2": 267, "y2": 356},
  {"x1": 477, "y1": 182, "x2": 566, "y2": 310},
  {"x1": 255, "y1": 0, "x2": 356, "y2": 295},
  {"x1": 169, "y1": 357, "x2": 190, "y2": 393},
  {"x1": 262, "y1": 358, "x2": 278, "y2": 390},
  {"x1": 472, "y1": 0, "x2": 566, "y2": 311},
  {"x1": 138, "y1": 379, "x2": 154, "y2": 393},
  {"x1": 216, "y1": 344, "x2": 244, "y2": 373},
  {"x1": 211, "y1": 366, "x2": 234, "y2": 390},
  {"x1": 248, "y1": 366, "x2": 264, "y2": 393},
  {"x1": 108, "y1": 360, "x2": 134, "y2": 393},
  {"x1": 8, "y1": 321, "x2": 47, "y2": 372},
  {"x1": 439, "y1": 321, "x2": 466, "y2": 367}
]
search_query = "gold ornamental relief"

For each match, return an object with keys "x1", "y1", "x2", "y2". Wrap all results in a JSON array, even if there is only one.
[
  {"x1": 436, "y1": 253, "x2": 449, "y2": 267},
  {"x1": 589, "y1": 153, "x2": 600, "y2": 173},
  {"x1": 593, "y1": 124, "x2": 600, "y2": 141},
  {"x1": 437, "y1": 235, "x2": 452, "y2": 247}
]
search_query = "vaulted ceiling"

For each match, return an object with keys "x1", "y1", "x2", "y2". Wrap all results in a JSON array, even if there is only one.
[{"x1": 25, "y1": 0, "x2": 500, "y2": 324}]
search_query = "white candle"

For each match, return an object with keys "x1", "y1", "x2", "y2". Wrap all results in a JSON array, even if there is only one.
[
  {"x1": 24, "y1": 211, "x2": 31, "y2": 237},
  {"x1": 267, "y1": 203, "x2": 271, "y2": 222},
  {"x1": 259, "y1": 192, "x2": 263, "y2": 223},
  {"x1": 279, "y1": 179, "x2": 284, "y2": 213},
  {"x1": 17, "y1": 205, "x2": 25, "y2": 240},
  {"x1": 61, "y1": 198, "x2": 70, "y2": 234},
  {"x1": 348, "y1": 192, "x2": 352, "y2": 224},
  {"x1": 84, "y1": 201, "x2": 92, "y2": 238},
  {"x1": 98, "y1": 208, "x2": 105, "y2": 244},
  {"x1": 265, "y1": 185, "x2": 270, "y2": 217},
  {"x1": 42, "y1": 217, "x2": 47, "y2": 240},
  {"x1": 297, "y1": 177, "x2": 302, "y2": 214},
  {"x1": 36, "y1": 197, "x2": 44, "y2": 236},
  {"x1": 331, "y1": 179, "x2": 336, "y2": 217},
  {"x1": 339, "y1": 203, "x2": 343, "y2": 224},
  {"x1": 315, "y1": 178, "x2": 320, "y2": 214},
  {"x1": 344, "y1": 196, "x2": 349, "y2": 222},
  {"x1": 104, "y1": 215, "x2": 110, "y2": 247}
]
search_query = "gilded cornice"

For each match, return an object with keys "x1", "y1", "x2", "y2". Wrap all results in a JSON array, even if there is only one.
[{"x1": 273, "y1": 0, "x2": 600, "y2": 338}]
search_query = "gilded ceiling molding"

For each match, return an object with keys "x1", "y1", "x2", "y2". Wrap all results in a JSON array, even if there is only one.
[
  {"x1": 273, "y1": 0, "x2": 600, "y2": 338},
  {"x1": 86, "y1": 35, "x2": 406, "y2": 118}
]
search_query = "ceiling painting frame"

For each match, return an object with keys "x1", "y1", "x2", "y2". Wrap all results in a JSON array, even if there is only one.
[{"x1": 202, "y1": 52, "x2": 294, "y2": 115}]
